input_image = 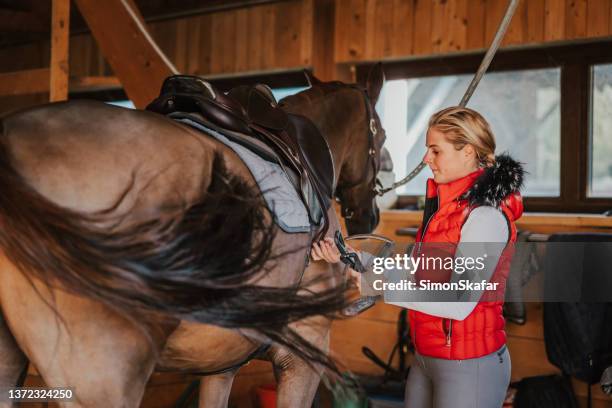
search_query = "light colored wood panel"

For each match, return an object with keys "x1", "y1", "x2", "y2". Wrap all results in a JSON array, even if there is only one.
[
  {"x1": 586, "y1": 0, "x2": 610, "y2": 38},
  {"x1": 173, "y1": 18, "x2": 187, "y2": 73},
  {"x1": 185, "y1": 16, "x2": 201, "y2": 75},
  {"x1": 610, "y1": 0, "x2": 612, "y2": 34},
  {"x1": 364, "y1": 0, "x2": 377, "y2": 58},
  {"x1": 334, "y1": 0, "x2": 352, "y2": 62},
  {"x1": 197, "y1": 14, "x2": 213, "y2": 75},
  {"x1": 565, "y1": 0, "x2": 588, "y2": 39},
  {"x1": 526, "y1": 0, "x2": 545, "y2": 43},
  {"x1": 50, "y1": 0, "x2": 70, "y2": 102},
  {"x1": 347, "y1": 0, "x2": 367, "y2": 60},
  {"x1": 485, "y1": 0, "x2": 507, "y2": 45},
  {"x1": 261, "y1": 5, "x2": 277, "y2": 70},
  {"x1": 300, "y1": 0, "x2": 313, "y2": 65},
  {"x1": 391, "y1": 0, "x2": 414, "y2": 57},
  {"x1": 446, "y1": 0, "x2": 468, "y2": 51},
  {"x1": 235, "y1": 9, "x2": 249, "y2": 72},
  {"x1": 313, "y1": 0, "x2": 336, "y2": 80},
  {"x1": 466, "y1": 0, "x2": 486, "y2": 49},
  {"x1": 544, "y1": 0, "x2": 566, "y2": 41},
  {"x1": 412, "y1": 0, "x2": 433, "y2": 55},
  {"x1": 246, "y1": 6, "x2": 264, "y2": 71},
  {"x1": 374, "y1": 0, "x2": 395, "y2": 58},
  {"x1": 503, "y1": 0, "x2": 527, "y2": 46},
  {"x1": 210, "y1": 10, "x2": 236, "y2": 74},
  {"x1": 430, "y1": 0, "x2": 448, "y2": 53},
  {"x1": 274, "y1": 1, "x2": 302, "y2": 68}
]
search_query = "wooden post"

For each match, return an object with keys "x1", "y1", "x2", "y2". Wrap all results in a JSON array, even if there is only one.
[{"x1": 49, "y1": 0, "x2": 70, "y2": 102}]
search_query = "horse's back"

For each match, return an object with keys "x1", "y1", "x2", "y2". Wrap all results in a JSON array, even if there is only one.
[{"x1": 0, "y1": 100, "x2": 216, "y2": 216}]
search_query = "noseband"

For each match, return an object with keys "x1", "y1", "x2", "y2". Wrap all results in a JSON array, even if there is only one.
[{"x1": 335, "y1": 86, "x2": 381, "y2": 220}]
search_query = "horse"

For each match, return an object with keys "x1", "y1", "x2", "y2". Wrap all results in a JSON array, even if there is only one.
[{"x1": 0, "y1": 65, "x2": 386, "y2": 408}]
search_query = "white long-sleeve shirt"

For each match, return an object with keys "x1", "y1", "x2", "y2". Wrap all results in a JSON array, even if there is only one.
[{"x1": 386, "y1": 206, "x2": 509, "y2": 320}]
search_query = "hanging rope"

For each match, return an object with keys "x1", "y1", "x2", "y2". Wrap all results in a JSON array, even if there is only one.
[{"x1": 375, "y1": 0, "x2": 520, "y2": 196}]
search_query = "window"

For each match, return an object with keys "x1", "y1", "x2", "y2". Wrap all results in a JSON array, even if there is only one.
[
  {"x1": 272, "y1": 86, "x2": 307, "y2": 101},
  {"x1": 358, "y1": 40, "x2": 612, "y2": 212},
  {"x1": 590, "y1": 64, "x2": 612, "y2": 198},
  {"x1": 377, "y1": 69, "x2": 560, "y2": 197}
]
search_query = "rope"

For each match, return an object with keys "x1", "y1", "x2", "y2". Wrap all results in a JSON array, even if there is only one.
[{"x1": 376, "y1": 0, "x2": 520, "y2": 196}]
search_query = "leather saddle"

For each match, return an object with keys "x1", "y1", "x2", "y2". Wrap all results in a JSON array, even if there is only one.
[{"x1": 146, "y1": 75, "x2": 335, "y2": 239}]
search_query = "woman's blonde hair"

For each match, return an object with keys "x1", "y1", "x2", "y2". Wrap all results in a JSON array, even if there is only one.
[{"x1": 428, "y1": 106, "x2": 496, "y2": 167}]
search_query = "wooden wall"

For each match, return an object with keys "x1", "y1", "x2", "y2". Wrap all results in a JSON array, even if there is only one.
[
  {"x1": 3, "y1": 0, "x2": 612, "y2": 86},
  {"x1": 334, "y1": 0, "x2": 612, "y2": 62}
]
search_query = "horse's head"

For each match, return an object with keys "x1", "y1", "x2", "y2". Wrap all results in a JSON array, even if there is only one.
[{"x1": 281, "y1": 65, "x2": 386, "y2": 235}]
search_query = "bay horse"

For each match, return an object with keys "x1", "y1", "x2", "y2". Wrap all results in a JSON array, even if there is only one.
[{"x1": 0, "y1": 65, "x2": 386, "y2": 408}]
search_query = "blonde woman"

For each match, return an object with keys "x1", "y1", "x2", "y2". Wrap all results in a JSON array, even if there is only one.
[{"x1": 313, "y1": 107, "x2": 524, "y2": 407}]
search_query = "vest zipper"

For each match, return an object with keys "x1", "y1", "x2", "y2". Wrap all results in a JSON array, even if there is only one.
[
  {"x1": 417, "y1": 187, "x2": 439, "y2": 253},
  {"x1": 444, "y1": 319, "x2": 453, "y2": 347}
]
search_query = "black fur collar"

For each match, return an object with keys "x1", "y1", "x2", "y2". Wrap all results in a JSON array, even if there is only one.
[{"x1": 461, "y1": 154, "x2": 524, "y2": 207}]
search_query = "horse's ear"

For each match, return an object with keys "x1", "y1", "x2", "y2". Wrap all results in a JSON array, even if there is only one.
[
  {"x1": 304, "y1": 70, "x2": 322, "y2": 87},
  {"x1": 366, "y1": 63, "x2": 385, "y2": 104}
]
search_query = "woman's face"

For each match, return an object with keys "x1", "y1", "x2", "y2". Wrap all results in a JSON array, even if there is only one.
[{"x1": 423, "y1": 127, "x2": 478, "y2": 184}]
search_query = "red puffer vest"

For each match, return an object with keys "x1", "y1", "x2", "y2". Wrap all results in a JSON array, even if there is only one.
[{"x1": 409, "y1": 154, "x2": 524, "y2": 360}]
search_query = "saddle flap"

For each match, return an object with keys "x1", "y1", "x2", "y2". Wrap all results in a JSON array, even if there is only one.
[
  {"x1": 286, "y1": 114, "x2": 335, "y2": 205},
  {"x1": 228, "y1": 85, "x2": 289, "y2": 131}
]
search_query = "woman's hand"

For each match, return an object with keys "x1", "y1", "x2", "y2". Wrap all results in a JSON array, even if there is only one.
[
  {"x1": 311, "y1": 237, "x2": 341, "y2": 263},
  {"x1": 311, "y1": 237, "x2": 362, "y2": 291}
]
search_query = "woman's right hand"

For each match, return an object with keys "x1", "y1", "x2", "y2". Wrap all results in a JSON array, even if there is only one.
[
  {"x1": 311, "y1": 238, "x2": 362, "y2": 291},
  {"x1": 311, "y1": 237, "x2": 341, "y2": 263}
]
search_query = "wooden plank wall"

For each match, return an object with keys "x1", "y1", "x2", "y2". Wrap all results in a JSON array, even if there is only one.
[
  {"x1": 2, "y1": 0, "x2": 612, "y2": 93},
  {"x1": 146, "y1": 0, "x2": 312, "y2": 76},
  {"x1": 328, "y1": 210, "x2": 612, "y2": 408},
  {"x1": 0, "y1": 1, "x2": 312, "y2": 77},
  {"x1": 334, "y1": 0, "x2": 612, "y2": 62}
]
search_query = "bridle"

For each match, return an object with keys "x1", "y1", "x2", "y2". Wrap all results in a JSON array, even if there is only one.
[{"x1": 335, "y1": 86, "x2": 382, "y2": 220}]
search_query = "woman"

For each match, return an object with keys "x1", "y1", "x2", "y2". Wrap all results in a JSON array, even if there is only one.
[{"x1": 312, "y1": 106, "x2": 524, "y2": 407}]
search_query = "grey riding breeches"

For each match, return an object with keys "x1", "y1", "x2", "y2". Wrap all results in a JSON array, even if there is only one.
[{"x1": 404, "y1": 345, "x2": 511, "y2": 408}]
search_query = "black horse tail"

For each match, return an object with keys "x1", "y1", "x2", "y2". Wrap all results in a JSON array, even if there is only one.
[{"x1": 0, "y1": 123, "x2": 352, "y2": 380}]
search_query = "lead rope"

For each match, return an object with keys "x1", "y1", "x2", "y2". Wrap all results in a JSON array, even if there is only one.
[{"x1": 375, "y1": 0, "x2": 520, "y2": 196}]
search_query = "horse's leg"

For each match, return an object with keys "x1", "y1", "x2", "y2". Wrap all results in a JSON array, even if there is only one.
[
  {"x1": 268, "y1": 316, "x2": 331, "y2": 408},
  {"x1": 197, "y1": 369, "x2": 238, "y2": 408},
  {"x1": 0, "y1": 312, "x2": 28, "y2": 408},
  {"x1": 0, "y1": 256, "x2": 160, "y2": 408}
]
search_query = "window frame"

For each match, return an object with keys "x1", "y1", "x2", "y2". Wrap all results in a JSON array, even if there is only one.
[{"x1": 356, "y1": 39, "x2": 612, "y2": 213}]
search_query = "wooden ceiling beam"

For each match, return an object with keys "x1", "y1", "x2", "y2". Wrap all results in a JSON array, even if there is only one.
[
  {"x1": 73, "y1": 0, "x2": 177, "y2": 108},
  {"x1": 0, "y1": 68, "x2": 50, "y2": 96},
  {"x1": 0, "y1": 71, "x2": 121, "y2": 97}
]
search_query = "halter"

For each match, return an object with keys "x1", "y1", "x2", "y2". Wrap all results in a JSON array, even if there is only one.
[{"x1": 335, "y1": 86, "x2": 381, "y2": 220}]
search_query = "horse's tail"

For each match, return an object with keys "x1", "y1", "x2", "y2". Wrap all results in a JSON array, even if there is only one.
[{"x1": 0, "y1": 121, "x2": 352, "y2": 379}]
